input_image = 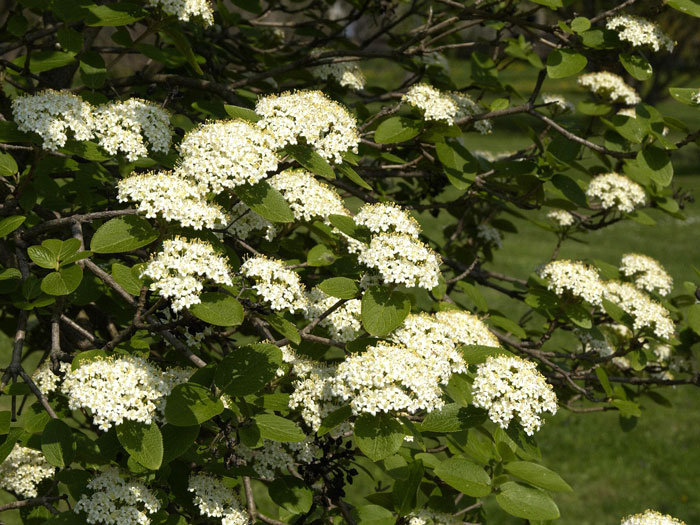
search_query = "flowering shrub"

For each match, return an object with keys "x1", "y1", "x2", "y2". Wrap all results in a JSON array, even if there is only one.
[{"x1": 0, "y1": 1, "x2": 698, "y2": 524}]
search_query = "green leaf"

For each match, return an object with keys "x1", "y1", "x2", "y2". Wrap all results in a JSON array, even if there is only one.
[
  {"x1": 269, "y1": 476, "x2": 313, "y2": 514},
  {"x1": 612, "y1": 399, "x2": 641, "y2": 418},
  {"x1": 111, "y1": 263, "x2": 143, "y2": 296},
  {"x1": 234, "y1": 181, "x2": 294, "y2": 223},
  {"x1": 162, "y1": 25, "x2": 203, "y2": 75},
  {"x1": 563, "y1": 302, "x2": 592, "y2": 329},
  {"x1": 90, "y1": 216, "x2": 158, "y2": 253},
  {"x1": 116, "y1": 420, "x2": 163, "y2": 471},
  {"x1": 224, "y1": 104, "x2": 260, "y2": 123},
  {"x1": 41, "y1": 265, "x2": 83, "y2": 296},
  {"x1": 504, "y1": 461, "x2": 572, "y2": 492},
  {"x1": 354, "y1": 413, "x2": 404, "y2": 461},
  {"x1": 596, "y1": 367, "x2": 614, "y2": 398},
  {"x1": 28, "y1": 245, "x2": 57, "y2": 270},
  {"x1": 0, "y1": 411, "x2": 10, "y2": 434},
  {"x1": 571, "y1": 16, "x2": 590, "y2": 33},
  {"x1": 669, "y1": 87, "x2": 699, "y2": 105},
  {"x1": 635, "y1": 147, "x2": 673, "y2": 187},
  {"x1": 496, "y1": 482, "x2": 560, "y2": 520},
  {"x1": 393, "y1": 460, "x2": 423, "y2": 515},
  {"x1": 165, "y1": 383, "x2": 224, "y2": 426},
  {"x1": 0, "y1": 152, "x2": 18, "y2": 176},
  {"x1": 284, "y1": 144, "x2": 336, "y2": 179},
  {"x1": 85, "y1": 2, "x2": 148, "y2": 26},
  {"x1": 188, "y1": 292, "x2": 244, "y2": 327},
  {"x1": 462, "y1": 345, "x2": 511, "y2": 364},
  {"x1": 619, "y1": 53, "x2": 652, "y2": 81},
  {"x1": 546, "y1": 49, "x2": 587, "y2": 79},
  {"x1": 215, "y1": 343, "x2": 282, "y2": 397},
  {"x1": 80, "y1": 50, "x2": 106, "y2": 88},
  {"x1": 307, "y1": 244, "x2": 336, "y2": 266},
  {"x1": 667, "y1": 0, "x2": 700, "y2": 17},
  {"x1": 419, "y1": 404, "x2": 486, "y2": 433},
  {"x1": 488, "y1": 315, "x2": 526, "y2": 339},
  {"x1": 434, "y1": 457, "x2": 492, "y2": 497},
  {"x1": 0, "y1": 216, "x2": 25, "y2": 237},
  {"x1": 41, "y1": 419, "x2": 75, "y2": 467},
  {"x1": 161, "y1": 424, "x2": 199, "y2": 465},
  {"x1": 0, "y1": 428, "x2": 24, "y2": 464},
  {"x1": 457, "y1": 281, "x2": 488, "y2": 312},
  {"x1": 337, "y1": 163, "x2": 372, "y2": 190},
  {"x1": 317, "y1": 405, "x2": 353, "y2": 436},
  {"x1": 374, "y1": 117, "x2": 421, "y2": 144},
  {"x1": 361, "y1": 286, "x2": 411, "y2": 337},
  {"x1": 435, "y1": 141, "x2": 478, "y2": 189},
  {"x1": 16, "y1": 51, "x2": 76, "y2": 74},
  {"x1": 71, "y1": 349, "x2": 108, "y2": 371},
  {"x1": 265, "y1": 313, "x2": 301, "y2": 344},
  {"x1": 687, "y1": 304, "x2": 700, "y2": 336},
  {"x1": 255, "y1": 413, "x2": 306, "y2": 442},
  {"x1": 318, "y1": 277, "x2": 360, "y2": 299},
  {"x1": 328, "y1": 214, "x2": 371, "y2": 243},
  {"x1": 351, "y1": 505, "x2": 394, "y2": 525}
]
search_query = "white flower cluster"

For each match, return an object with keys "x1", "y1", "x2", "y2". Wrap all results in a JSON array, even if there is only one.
[
  {"x1": 477, "y1": 224, "x2": 502, "y2": 248},
  {"x1": 271, "y1": 169, "x2": 349, "y2": 222},
  {"x1": 236, "y1": 439, "x2": 319, "y2": 479},
  {"x1": 0, "y1": 445, "x2": 55, "y2": 498},
  {"x1": 586, "y1": 172, "x2": 646, "y2": 213},
  {"x1": 31, "y1": 359, "x2": 70, "y2": 396},
  {"x1": 12, "y1": 90, "x2": 94, "y2": 150},
  {"x1": 603, "y1": 281, "x2": 675, "y2": 339},
  {"x1": 539, "y1": 259, "x2": 605, "y2": 306},
  {"x1": 313, "y1": 61, "x2": 366, "y2": 90},
  {"x1": 240, "y1": 256, "x2": 308, "y2": 313},
  {"x1": 473, "y1": 150, "x2": 517, "y2": 163},
  {"x1": 547, "y1": 209, "x2": 576, "y2": 227},
  {"x1": 606, "y1": 15, "x2": 675, "y2": 52},
  {"x1": 693, "y1": 90, "x2": 700, "y2": 105},
  {"x1": 256, "y1": 90, "x2": 360, "y2": 163},
  {"x1": 93, "y1": 99, "x2": 172, "y2": 161},
  {"x1": 287, "y1": 359, "x2": 340, "y2": 431},
  {"x1": 117, "y1": 172, "x2": 227, "y2": 230},
  {"x1": 542, "y1": 93, "x2": 575, "y2": 114},
  {"x1": 227, "y1": 202, "x2": 278, "y2": 241},
  {"x1": 357, "y1": 233, "x2": 441, "y2": 289},
  {"x1": 408, "y1": 509, "x2": 462, "y2": 525},
  {"x1": 434, "y1": 310, "x2": 501, "y2": 347},
  {"x1": 188, "y1": 473, "x2": 249, "y2": 525},
  {"x1": 178, "y1": 119, "x2": 279, "y2": 193},
  {"x1": 61, "y1": 355, "x2": 191, "y2": 430},
  {"x1": 578, "y1": 72, "x2": 641, "y2": 105},
  {"x1": 142, "y1": 236, "x2": 233, "y2": 312},
  {"x1": 621, "y1": 509, "x2": 686, "y2": 525},
  {"x1": 306, "y1": 288, "x2": 362, "y2": 342},
  {"x1": 402, "y1": 83, "x2": 492, "y2": 132},
  {"x1": 354, "y1": 202, "x2": 421, "y2": 238},
  {"x1": 146, "y1": 0, "x2": 214, "y2": 25},
  {"x1": 619, "y1": 253, "x2": 673, "y2": 296},
  {"x1": 472, "y1": 355, "x2": 558, "y2": 435},
  {"x1": 75, "y1": 468, "x2": 160, "y2": 525}
]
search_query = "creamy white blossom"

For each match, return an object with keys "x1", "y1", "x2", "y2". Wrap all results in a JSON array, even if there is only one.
[
  {"x1": 0, "y1": 445, "x2": 55, "y2": 498},
  {"x1": 75, "y1": 468, "x2": 160, "y2": 525},
  {"x1": 547, "y1": 209, "x2": 576, "y2": 227},
  {"x1": 357, "y1": 233, "x2": 441, "y2": 289},
  {"x1": 539, "y1": 259, "x2": 605, "y2": 306},
  {"x1": 619, "y1": 253, "x2": 673, "y2": 296},
  {"x1": 603, "y1": 281, "x2": 675, "y2": 339},
  {"x1": 586, "y1": 172, "x2": 646, "y2": 213},
  {"x1": 31, "y1": 359, "x2": 70, "y2": 396},
  {"x1": 472, "y1": 355, "x2": 558, "y2": 435},
  {"x1": 227, "y1": 202, "x2": 278, "y2": 241},
  {"x1": 435, "y1": 310, "x2": 501, "y2": 347},
  {"x1": 240, "y1": 256, "x2": 308, "y2": 313},
  {"x1": 256, "y1": 90, "x2": 360, "y2": 163},
  {"x1": 354, "y1": 202, "x2": 421, "y2": 238},
  {"x1": 117, "y1": 171, "x2": 227, "y2": 230},
  {"x1": 146, "y1": 0, "x2": 214, "y2": 25},
  {"x1": 693, "y1": 90, "x2": 700, "y2": 105},
  {"x1": 93, "y1": 99, "x2": 172, "y2": 161},
  {"x1": 142, "y1": 236, "x2": 233, "y2": 312},
  {"x1": 270, "y1": 169, "x2": 349, "y2": 222},
  {"x1": 177, "y1": 119, "x2": 279, "y2": 193},
  {"x1": 12, "y1": 89, "x2": 94, "y2": 150},
  {"x1": 306, "y1": 288, "x2": 362, "y2": 342},
  {"x1": 402, "y1": 83, "x2": 491, "y2": 132},
  {"x1": 61, "y1": 355, "x2": 191, "y2": 430},
  {"x1": 578, "y1": 72, "x2": 641, "y2": 105},
  {"x1": 542, "y1": 93, "x2": 575, "y2": 114},
  {"x1": 188, "y1": 473, "x2": 249, "y2": 525},
  {"x1": 607, "y1": 15, "x2": 675, "y2": 52},
  {"x1": 313, "y1": 60, "x2": 365, "y2": 90},
  {"x1": 408, "y1": 509, "x2": 462, "y2": 525},
  {"x1": 621, "y1": 509, "x2": 685, "y2": 525}
]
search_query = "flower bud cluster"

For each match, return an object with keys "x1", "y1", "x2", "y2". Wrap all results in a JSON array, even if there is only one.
[
  {"x1": 75, "y1": 468, "x2": 160, "y2": 525},
  {"x1": 146, "y1": 0, "x2": 214, "y2": 25},
  {"x1": 188, "y1": 472, "x2": 249, "y2": 525},
  {"x1": 603, "y1": 281, "x2": 675, "y2": 339},
  {"x1": 606, "y1": 15, "x2": 675, "y2": 52},
  {"x1": 472, "y1": 355, "x2": 558, "y2": 435},
  {"x1": 586, "y1": 172, "x2": 646, "y2": 213},
  {"x1": 306, "y1": 288, "x2": 362, "y2": 342},
  {"x1": 142, "y1": 236, "x2": 233, "y2": 312},
  {"x1": 578, "y1": 72, "x2": 641, "y2": 105},
  {"x1": 619, "y1": 253, "x2": 673, "y2": 296},
  {"x1": 241, "y1": 256, "x2": 308, "y2": 313},
  {"x1": 31, "y1": 360, "x2": 70, "y2": 396},
  {"x1": 0, "y1": 445, "x2": 55, "y2": 498},
  {"x1": 402, "y1": 83, "x2": 492, "y2": 132},
  {"x1": 621, "y1": 509, "x2": 685, "y2": 525},
  {"x1": 539, "y1": 259, "x2": 605, "y2": 306},
  {"x1": 547, "y1": 209, "x2": 576, "y2": 227}
]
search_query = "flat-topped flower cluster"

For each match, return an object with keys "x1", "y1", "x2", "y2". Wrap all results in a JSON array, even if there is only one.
[
  {"x1": 578, "y1": 72, "x2": 641, "y2": 105},
  {"x1": 620, "y1": 509, "x2": 686, "y2": 525},
  {"x1": 606, "y1": 15, "x2": 675, "y2": 52},
  {"x1": 0, "y1": 445, "x2": 55, "y2": 498},
  {"x1": 188, "y1": 473, "x2": 249, "y2": 525},
  {"x1": 402, "y1": 83, "x2": 492, "y2": 132}
]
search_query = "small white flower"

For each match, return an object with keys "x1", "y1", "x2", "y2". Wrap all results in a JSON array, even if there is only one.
[
  {"x1": 620, "y1": 509, "x2": 685, "y2": 525},
  {"x1": 547, "y1": 209, "x2": 575, "y2": 227},
  {"x1": 31, "y1": 360, "x2": 70, "y2": 397},
  {"x1": 578, "y1": 72, "x2": 641, "y2": 105},
  {"x1": 603, "y1": 280, "x2": 674, "y2": 339},
  {"x1": 240, "y1": 256, "x2": 308, "y2": 313},
  {"x1": 402, "y1": 83, "x2": 491, "y2": 132},
  {"x1": 188, "y1": 472, "x2": 249, "y2": 524},
  {"x1": 146, "y1": 0, "x2": 214, "y2": 25},
  {"x1": 0, "y1": 445, "x2": 55, "y2": 498},
  {"x1": 606, "y1": 15, "x2": 675, "y2": 52},
  {"x1": 586, "y1": 172, "x2": 646, "y2": 213},
  {"x1": 542, "y1": 93, "x2": 575, "y2": 114},
  {"x1": 312, "y1": 57, "x2": 365, "y2": 91},
  {"x1": 353, "y1": 202, "x2": 421, "y2": 238},
  {"x1": 539, "y1": 259, "x2": 605, "y2": 306},
  {"x1": 619, "y1": 253, "x2": 673, "y2": 296},
  {"x1": 306, "y1": 288, "x2": 362, "y2": 342}
]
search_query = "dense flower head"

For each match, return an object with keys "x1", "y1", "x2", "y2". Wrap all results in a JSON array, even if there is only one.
[
  {"x1": 117, "y1": 171, "x2": 227, "y2": 230},
  {"x1": 402, "y1": 83, "x2": 491, "y2": 132},
  {"x1": 354, "y1": 202, "x2": 421, "y2": 238},
  {"x1": 188, "y1": 473, "x2": 249, "y2": 524},
  {"x1": 472, "y1": 355, "x2": 558, "y2": 435},
  {"x1": 313, "y1": 59, "x2": 366, "y2": 90},
  {"x1": 12, "y1": 89, "x2": 94, "y2": 150},
  {"x1": 240, "y1": 256, "x2": 308, "y2": 313},
  {"x1": 269, "y1": 169, "x2": 349, "y2": 222},
  {"x1": 177, "y1": 119, "x2": 279, "y2": 193},
  {"x1": 621, "y1": 509, "x2": 686, "y2": 525},
  {"x1": 93, "y1": 98, "x2": 172, "y2": 161},
  {"x1": 357, "y1": 233, "x2": 441, "y2": 289},
  {"x1": 75, "y1": 468, "x2": 160, "y2": 525},
  {"x1": 285, "y1": 355, "x2": 339, "y2": 431},
  {"x1": 603, "y1": 281, "x2": 675, "y2": 339},
  {"x1": 227, "y1": 202, "x2": 278, "y2": 241},
  {"x1": 547, "y1": 209, "x2": 576, "y2": 227},
  {"x1": 408, "y1": 509, "x2": 462, "y2": 525},
  {"x1": 146, "y1": 0, "x2": 214, "y2": 25},
  {"x1": 578, "y1": 72, "x2": 641, "y2": 105},
  {"x1": 61, "y1": 355, "x2": 191, "y2": 430},
  {"x1": 542, "y1": 93, "x2": 575, "y2": 114},
  {"x1": 255, "y1": 90, "x2": 360, "y2": 163},
  {"x1": 236, "y1": 439, "x2": 319, "y2": 478},
  {"x1": 306, "y1": 288, "x2": 362, "y2": 342},
  {"x1": 142, "y1": 236, "x2": 233, "y2": 312},
  {"x1": 435, "y1": 310, "x2": 501, "y2": 347},
  {"x1": 0, "y1": 445, "x2": 55, "y2": 498},
  {"x1": 606, "y1": 15, "x2": 675, "y2": 52},
  {"x1": 619, "y1": 253, "x2": 673, "y2": 296},
  {"x1": 32, "y1": 359, "x2": 70, "y2": 396},
  {"x1": 586, "y1": 172, "x2": 646, "y2": 213},
  {"x1": 539, "y1": 259, "x2": 605, "y2": 306},
  {"x1": 693, "y1": 90, "x2": 700, "y2": 105}
]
